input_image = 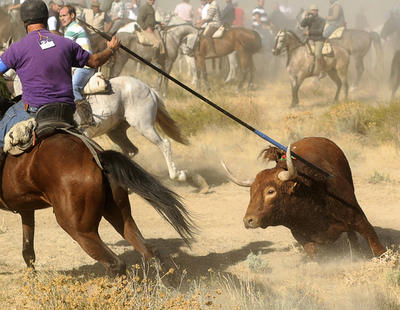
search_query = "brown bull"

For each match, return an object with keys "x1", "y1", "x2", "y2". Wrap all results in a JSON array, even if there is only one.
[{"x1": 223, "y1": 137, "x2": 385, "y2": 258}]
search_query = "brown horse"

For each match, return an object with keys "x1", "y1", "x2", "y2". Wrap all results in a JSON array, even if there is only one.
[
  {"x1": 1, "y1": 129, "x2": 196, "y2": 275},
  {"x1": 194, "y1": 27, "x2": 262, "y2": 91}
]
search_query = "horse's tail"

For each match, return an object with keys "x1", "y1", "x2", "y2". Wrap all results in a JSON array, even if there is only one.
[
  {"x1": 369, "y1": 31, "x2": 384, "y2": 69},
  {"x1": 152, "y1": 89, "x2": 189, "y2": 145},
  {"x1": 99, "y1": 150, "x2": 196, "y2": 247},
  {"x1": 390, "y1": 50, "x2": 400, "y2": 89},
  {"x1": 239, "y1": 29, "x2": 262, "y2": 54}
]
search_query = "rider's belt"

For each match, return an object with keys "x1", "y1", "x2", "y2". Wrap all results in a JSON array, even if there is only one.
[
  {"x1": 35, "y1": 103, "x2": 75, "y2": 126},
  {"x1": 24, "y1": 103, "x2": 38, "y2": 114}
]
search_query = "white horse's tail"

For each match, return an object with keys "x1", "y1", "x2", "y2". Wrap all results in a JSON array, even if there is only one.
[{"x1": 151, "y1": 90, "x2": 189, "y2": 145}]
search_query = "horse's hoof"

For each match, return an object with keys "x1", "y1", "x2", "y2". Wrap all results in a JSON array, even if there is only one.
[{"x1": 176, "y1": 170, "x2": 187, "y2": 182}]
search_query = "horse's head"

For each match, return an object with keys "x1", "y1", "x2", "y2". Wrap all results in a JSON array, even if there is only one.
[
  {"x1": 381, "y1": 11, "x2": 400, "y2": 39},
  {"x1": 272, "y1": 30, "x2": 288, "y2": 56}
]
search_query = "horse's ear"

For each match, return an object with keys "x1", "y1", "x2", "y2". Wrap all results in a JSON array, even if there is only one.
[{"x1": 6, "y1": 36, "x2": 12, "y2": 49}]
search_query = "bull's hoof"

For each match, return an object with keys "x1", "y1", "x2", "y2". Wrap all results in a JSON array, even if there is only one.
[{"x1": 186, "y1": 172, "x2": 210, "y2": 194}]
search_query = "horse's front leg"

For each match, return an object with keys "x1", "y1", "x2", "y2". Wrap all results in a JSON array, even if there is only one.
[
  {"x1": 289, "y1": 75, "x2": 301, "y2": 107},
  {"x1": 106, "y1": 122, "x2": 139, "y2": 157},
  {"x1": 20, "y1": 210, "x2": 35, "y2": 268}
]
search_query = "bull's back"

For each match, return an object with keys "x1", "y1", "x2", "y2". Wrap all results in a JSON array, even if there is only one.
[{"x1": 292, "y1": 137, "x2": 354, "y2": 188}]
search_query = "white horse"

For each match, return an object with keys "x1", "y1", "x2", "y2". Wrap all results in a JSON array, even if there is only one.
[
  {"x1": 9, "y1": 72, "x2": 189, "y2": 181},
  {"x1": 76, "y1": 76, "x2": 188, "y2": 181}
]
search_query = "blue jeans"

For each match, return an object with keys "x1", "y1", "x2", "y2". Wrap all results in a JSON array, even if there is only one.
[
  {"x1": 323, "y1": 24, "x2": 339, "y2": 38},
  {"x1": 72, "y1": 67, "x2": 96, "y2": 102},
  {"x1": 0, "y1": 101, "x2": 31, "y2": 148}
]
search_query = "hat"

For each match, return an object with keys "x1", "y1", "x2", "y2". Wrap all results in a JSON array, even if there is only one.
[
  {"x1": 20, "y1": 0, "x2": 49, "y2": 24},
  {"x1": 309, "y1": 4, "x2": 318, "y2": 10},
  {"x1": 51, "y1": 0, "x2": 64, "y2": 6},
  {"x1": 91, "y1": 0, "x2": 100, "y2": 7}
]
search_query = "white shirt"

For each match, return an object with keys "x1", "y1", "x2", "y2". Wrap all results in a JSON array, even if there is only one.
[{"x1": 201, "y1": 3, "x2": 209, "y2": 27}]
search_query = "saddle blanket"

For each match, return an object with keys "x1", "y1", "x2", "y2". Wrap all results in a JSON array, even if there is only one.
[
  {"x1": 328, "y1": 26, "x2": 345, "y2": 39},
  {"x1": 117, "y1": 22, "x2": 138, "y2": 34},
  {"x1": 4, "y1": 118, "x2": 36, "y2": 155},
  {"x1": 83, "y1": 72, "x2": 108, "y2": 95},
  {"x1": 212, "y1": 25, "x2": 225, "y2": 39},
  {"x1": 308, "y1": 41, "x2": 333, "y2": 56}
]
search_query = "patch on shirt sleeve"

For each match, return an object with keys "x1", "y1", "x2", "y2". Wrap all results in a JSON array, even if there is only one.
[{"x1": 0, "y1": 58, "x2": 9, "y2": 74}]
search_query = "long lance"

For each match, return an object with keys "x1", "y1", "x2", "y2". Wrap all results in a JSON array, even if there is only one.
[{"x1": 79, "y1": 19, "x2": 332, "y2": 178}]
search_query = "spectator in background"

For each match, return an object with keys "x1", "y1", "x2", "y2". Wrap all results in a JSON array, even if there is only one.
[
  {"x1": 221, "y1": 0, "x2": 235, "y2": 27},
  {"x1": 279, "y1": 0, "x2": 293, "y2": 18},
  {"x1": 81, "y1": 0, "x2": 112, "y2": 34},
  {"x1": 174, "y1": 0, "x2": 193, "y2": 23},
  {"x1": 201, "y1": 0, "x2": 210, "y2": 27},
  {"x1": 269, "y1": 2, "x2": 288, "y2": 32},
  {"x1": 108, "y1": 0, "x2": 127, "y2": 34},
  {"x1": 232, "y1": 2, "x2": 244, "y2": 26},
  {"x1": 48, "y1": 0, "x2": 64, "y2": 35},
  {"x1": 355, "y1": 7, "x2": 369, "y2": 30},
  {"x1": 8, "y1": 0, "x2": 25, "y2": 23},
  {"x1": 127, "y1": 0, "x2": 141, "y2": 21}
]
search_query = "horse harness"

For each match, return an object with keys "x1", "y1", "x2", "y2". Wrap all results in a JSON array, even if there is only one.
[{"x1": 0, "y1": 102, "x2": 104, "y2": 213}]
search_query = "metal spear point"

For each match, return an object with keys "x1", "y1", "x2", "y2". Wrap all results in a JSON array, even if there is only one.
[{"x1": 77, "y1": 18, "x2": 333, "y2": 178}]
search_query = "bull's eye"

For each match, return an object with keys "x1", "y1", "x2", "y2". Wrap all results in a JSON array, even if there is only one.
[{"x1": 264, "y1": 187, "x2": 276, "y2": 196}]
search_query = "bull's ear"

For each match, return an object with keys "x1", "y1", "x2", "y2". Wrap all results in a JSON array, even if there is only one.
[
  {"x1": 259, "y1": 147, "x2": 284, "y2": 163},
  {"x1": 288, "y1": 182, "x2": 298, "y2": 195}
]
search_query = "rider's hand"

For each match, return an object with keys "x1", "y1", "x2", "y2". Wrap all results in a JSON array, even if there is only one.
[{"x1": 107, "y1": 36, "x2": 120, "y2": 52}]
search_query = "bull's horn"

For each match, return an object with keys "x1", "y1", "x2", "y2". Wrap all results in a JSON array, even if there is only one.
[
  {"x1": 221, "y1": 161, "x2": 254, "y2": 187},
  {"x1": 278, "y1": 144, "x2": 298, "y2": 182}
]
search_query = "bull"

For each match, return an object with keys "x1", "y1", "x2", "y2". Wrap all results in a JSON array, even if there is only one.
[{"x1": 223, "y1": 137, "x2": 386, "y2": 258}]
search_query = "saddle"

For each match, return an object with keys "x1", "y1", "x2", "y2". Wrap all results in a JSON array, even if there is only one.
[
  {"x1": 4, "y1": 103, "x2": 76, "y2": 155},
  {"x1": 307, "y1": 40, "x2": 334, "y2": 57},
  {"x1": 212, "y1": 25, "x2": 226, "y2": 39},
  {"x1": 326, "y1": 26, "x2": 345, "y2": 39}
]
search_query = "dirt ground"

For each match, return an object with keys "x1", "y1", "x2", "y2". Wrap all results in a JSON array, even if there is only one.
[{"x1": 0, "y1": 68, "x2": 399, "y2": 308}]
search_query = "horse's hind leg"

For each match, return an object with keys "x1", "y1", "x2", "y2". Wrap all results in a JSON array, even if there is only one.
[
  {"x1": 327, "y1": 69, "x2": 342, "y2": 102},
  {"x1": 20, "y1": 210, "x2": 35, "y2": 268},
  {"x1": 103, "y1": 185, "x2": 156, "y2": 260},
  {"x1": 53, "y1": 195, "x2": 126, "y2": 275},
  {"x1": 353, "y1": 56, "x2": 365, "y2": 89},
  {"x1": 107, "y1": 121, "x2": 139, "y2": 157}
]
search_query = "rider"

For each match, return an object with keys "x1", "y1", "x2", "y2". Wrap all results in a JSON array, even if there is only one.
[
  {"x1": 81, "y1": 0, "x2": 112, "y2": 34},
  {"x1": 197, "y1": 0, "x2": 222, "y2": 57},
  {"x1": 252, "y1": 0, "x2": 270, "y2": 46},
  {"x1": 137, "y1": 0, "x2": 165, "y2": 55},
  {"x1": 0, "y1": 0, "x2": 120, "y2": 148},
  {"x1": 300, "y1": 4, "x2": 326, "y2": 75},
  {"x1": 60, "y1": 4, "x2": 96, "y2": 112},
  {"x1": 221, "y1": 0, "x2": 235, "y2": 27},
  {"x1": 323, "y1": 0, "x2": 346, "y2": 38},
  {"x1": 48, "y1": 0, "x2": 64, "y2": 35}
]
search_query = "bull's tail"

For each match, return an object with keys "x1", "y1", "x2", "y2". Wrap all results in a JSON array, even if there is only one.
[
  {"x1": 99, "y1": 150, "x2": 196, "y2": 247},
  {"x1": 369, "y1": 31, "x2": 384, "y2": 70},
  {"x1": 151, "y1": 89, "x2": 189, "y2": 145}
]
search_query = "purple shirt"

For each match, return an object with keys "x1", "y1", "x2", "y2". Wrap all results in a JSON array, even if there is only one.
[{"x1": 1, "y1": 29, "x2": 90, "y2": 108}]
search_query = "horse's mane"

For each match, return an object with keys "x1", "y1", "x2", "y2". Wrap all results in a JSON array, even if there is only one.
[{"x1": 286, "y1": 30, "x2": 303, "y2": 44}]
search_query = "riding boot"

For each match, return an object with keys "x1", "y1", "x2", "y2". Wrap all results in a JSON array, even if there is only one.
[
  {"x1": 317, "y1": 57, "x2": 327, "y2": 79},
  {"x1": 75, "y1": 99, "x2": 95, "y2": 128}
]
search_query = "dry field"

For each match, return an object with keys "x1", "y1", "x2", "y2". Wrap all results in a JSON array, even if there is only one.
[{"x1": 1, "y1": 62, "x2": 400, "y2": 309}]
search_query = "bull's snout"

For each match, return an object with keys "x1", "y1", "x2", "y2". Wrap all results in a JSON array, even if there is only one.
[{"x1": 243, "y1": 215, "x2": 260, "y2": 229}]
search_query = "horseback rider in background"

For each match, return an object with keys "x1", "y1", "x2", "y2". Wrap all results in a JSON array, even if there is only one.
[
  {"x1": 300, "y1": 4, "x2": 326, "y2": 75},
  {"x1": 137, "y1": 0, "x2": 165, "y2": 56},
  {"x1": 0, "y1": 0, "x2": 120, "y2": 149},
  {"x1": 196, "y1": 0, "x2": 222, "y2": 57},
  {"x1": 323, "y1": 0, "x2": 346, "y2": 38}
]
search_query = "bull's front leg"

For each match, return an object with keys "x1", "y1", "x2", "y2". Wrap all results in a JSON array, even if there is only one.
[
  {"x1": 20, "y1": 210, "x2": 36, "y2": 268},
  {"x1": 291, "y1": 229, "x2": 317, "y2": 259}
]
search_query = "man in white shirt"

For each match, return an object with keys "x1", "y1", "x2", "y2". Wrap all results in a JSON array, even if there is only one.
[{"x1": 174, "y1": 0, "x2": 193, "y2": 23}]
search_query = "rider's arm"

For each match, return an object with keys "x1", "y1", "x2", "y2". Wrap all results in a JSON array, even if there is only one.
[
  {"x1": 326, "y1": 5, "x2": 340, "y2": 21},
  {"x1": 0, "y1": 59, "x2": 9, "y2": 74},
  {"x1": 86, "y1": 36, "x2": 120, "y2": 68}
]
